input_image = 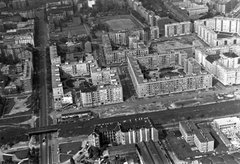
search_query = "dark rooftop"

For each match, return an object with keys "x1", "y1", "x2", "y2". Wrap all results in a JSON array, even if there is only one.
[
  {"x1": 223, "y1": 52, "x2": 238, "y2": 58},
  {"x1": 216, "y1": 31, "x2": 239, "y2": 39},
  {"x1": 94, "y1": 117, "x2": 154, "y2": 133},
  {"x1": 205, "y1": 55, "x2": 220, "y2": 63}
]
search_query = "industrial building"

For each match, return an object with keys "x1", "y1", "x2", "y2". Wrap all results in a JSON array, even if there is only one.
[
  {"x1": 213, "y1": 117, "x2": 240, "y2": 151},
  {"x1": 194, "y1": 17, "x2": 240, "y2": 47},
  {"x1": 128, "y1": 55, "x2": 212, "y2": 98},
  {"x1": 213, "y1": 117, "x2": 240, "y2": 130},
  {"x1": 165, "y1": 21, "x2": 192, "y2": 37},
  {"x1": 137, "y1": 141, "x2": 171, "y2": 164},
  {"x1": 179, "y1": 121, "x2": 214, "y2": 153},
  {"x1": 195, "y1": 47, "x2": 240, "y2": 85},
  {"x1": 88, "y1": 117, "x2": 158, "y2": 147}
]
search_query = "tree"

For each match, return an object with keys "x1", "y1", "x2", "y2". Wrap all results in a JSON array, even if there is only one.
[{"x1": 70, "y1": 158, "x2": 75, "y2": 164}]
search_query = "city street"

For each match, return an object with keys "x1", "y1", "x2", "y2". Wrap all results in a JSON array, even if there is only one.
[{"x1": 35, "y1": 9, "x2": 51, "y2": 164}]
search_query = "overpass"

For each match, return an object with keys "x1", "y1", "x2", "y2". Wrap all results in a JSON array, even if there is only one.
[{"x1": 28, "y1": 127, "x2": 58, "y2": 136}]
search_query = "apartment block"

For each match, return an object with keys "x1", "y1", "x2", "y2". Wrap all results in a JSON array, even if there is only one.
[
  {"x1": 3, "y1": 19, "x2": 35, "y2": 46},
  {"x1": 216, "y1": 0, "x2": 238, "y2": 14},
  {"x1": 102, "y1": 34, "x2": 149, "y2": 64},
  {"x1": 179, "y1": 121, "x2": 198, "y2": 145},
  {"x1": 77, "y1": 67, "x2": 123, "y2": 107},
  {"x1": 21, "y1": 60, "x2": 33, "y2": 92},
  {"x1": 165, "y1": 21, "x2": 192, "y2": 37},
  {"x1": 179, "y1": 121, "x2": 214, "y2": 153},
  {"x1": 194, "y1": 17, "x2": 240, "y2": 47},
  {"x1": 150, "y1": 26, "x2": 160, "y2": 40},
  {"x1": 88, "y1": 117, "x2": 158, "y2": 147},
  {"x1": 195, "y1": 47, "x2": 240, "y2": 85},
  {"x1": 128, "y1": 56, "x2": 212, "y2": 98},
  {"x1": 137, "y1": 50, "x2": 187, "y2": 70},
  {"x1": 184, "y1": 57, "x2": 201, "y2": 75},
  {"x1": 50, "y1": 45, "x2": 64, "y2": 109}
]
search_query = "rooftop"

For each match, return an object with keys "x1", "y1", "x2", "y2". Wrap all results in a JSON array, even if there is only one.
[
  {"x1": 223, "y1": 52, "x2": 238, "y2": 58},
  {"x1": 213, "y1": 117, "x2": 240, "y2": 127},
  {"x1": 94, "y1": 117, "x2": 154, "y2": 133},
  {"x1": 137, "y1": 141, "x2": 170, "y2": 164},
  {"x1": 193, "y1": 128, "x2": 214, "y2": 143},
  {"x1": 179, "y1": 121, "x2": 198, "y2": 135},
  {"x1": 205, "y1": 54, "x2": 220, "y2": 63},
  {"x1": 216, "y1": 31, "x2": 239, "y2": 39}
]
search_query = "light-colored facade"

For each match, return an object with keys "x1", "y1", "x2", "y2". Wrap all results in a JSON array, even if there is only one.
[
  {"x1": 194, "y1": 17, "x2": 240, "y2": 47},
  {"x1": 179, "y1": 121, "x2": 214, "y2": 153},
  {"x1": 78, "y1": 67, "x2": 123, "y2": 107},
  {"x1": 165, "y1": 21, "x2": 191, "y2": 37},
  {"x1": 128, "y1": 55, "x2": 212, "y2": 98},
  {"x1": 102, "y1": 34, "x2": 149, "y2": 64},
  {"x1": 150, "y1": 26, "x2": 160, "y2": 40},
  {"x1": 21, "y1": 60, "x2": 33, "y2": 92},
  {"x1": 213, "y1": 117, "x2": 240, "y2": 130},
  {"x1": 195, "y1": 48, "x2": 240, "y2": 85},
  {"x1": 88, "y1": 117, "x2": 158, "y2": 147},
  {"x1": 50, "y1": 45, "x2": 64, "y2": 109}
]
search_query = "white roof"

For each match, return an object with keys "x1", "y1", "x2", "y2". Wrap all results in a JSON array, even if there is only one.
[{"x1": 214, "y1": 117, "x2": 240, "y2": 126}]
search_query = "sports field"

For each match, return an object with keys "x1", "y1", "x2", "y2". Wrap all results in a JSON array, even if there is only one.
[{"x1": 106, "y1": 18, "x2": 138, "y2": 31}]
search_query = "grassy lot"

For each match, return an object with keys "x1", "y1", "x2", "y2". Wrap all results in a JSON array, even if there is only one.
[
  {"x1": 0, "y1": 115, "x2": 32, "y2": 125},
  {"x1": 60, "y1": 154, "x2": 72, "y2": 163},
  {"x1": 3, "y1": 98, "x2": 15, "y2": 115},
  {"x1": 12, "y1": 149, "x2": 30, "y2": 159},
  {"x1": 2, "y1": 95, "x2": 33, "y2": 118},
  {"x1": 0, "y1": 127, "x2": 28, "y2": 146},
  {"x1": 59, "y1": 141, "x2": 82, "y2": 154}
]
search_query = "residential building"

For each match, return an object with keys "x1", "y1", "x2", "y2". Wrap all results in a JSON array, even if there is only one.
[
  {"x1": 102, "y1": 34, "x2": 149, "y2": 64},
  {"x1": 21, "y1": 60, "x2": 33, "y2": 92},
  {"x1": 216, "y1": 0, "x2": 238, "y2": 14},
  {"x1": 179, "y1": 121, "x2": 214, "y2": 152},
  {"x1": 128, "y1": 56, "x2": 212, "y2": 98},
  {"x1": 194, "y1": 17, "x2": 240, "y2": 47},
  {"x1": 184, "y1": 57, "x2": 201, "y2": 75},
  {"x1": 61, "y1": 60, "x2": 90, "y2": 77},
  {"x1": 179, "y1": 121, "x2": 198, "y2": 145},
  {"x1": 77, "y1": 67, "x2": 123, "y2": 107},
  {"x1": 88, "y1": 117, "x2": 158, "y2": 147},
  {"x1": 50, "y1": 45, "x2": 64, "y2": 109},
  {"x1": 149, "y1": 26, "x2": 160, "y2": 40},
  {"x1": 165, "y1": 21, "x2": 192, "y2": 37},
  {"x1": 193, "y1": 129, "x2": 214, "y2": 153},
  {"x1": 195, "y1": 48, "x2": 240, "y2": 85}
]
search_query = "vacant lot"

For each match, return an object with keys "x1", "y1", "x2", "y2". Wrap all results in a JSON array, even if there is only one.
[{"x1": 106, "y1": 19, "x2": 138, "y2": 31}]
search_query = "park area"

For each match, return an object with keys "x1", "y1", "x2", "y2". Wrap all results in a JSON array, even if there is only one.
[{"x1": 2, "y1": 95, "x2": 32, "y2": 117}]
